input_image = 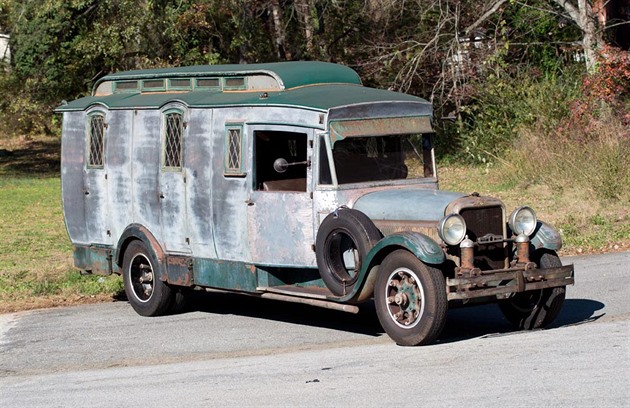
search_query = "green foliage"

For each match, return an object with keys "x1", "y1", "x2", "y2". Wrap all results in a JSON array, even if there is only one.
[{"x1": 454, "y1": 67, "x2": 581, "y2": 163}]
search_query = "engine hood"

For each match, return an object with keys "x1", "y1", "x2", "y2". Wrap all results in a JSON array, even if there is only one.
[{"x1": 352, "y1": 188, "x2": 465, "y2": 222}]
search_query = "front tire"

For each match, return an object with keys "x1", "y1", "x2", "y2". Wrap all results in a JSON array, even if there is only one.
[
  {"x1": 374, "y1": 250, "x2": 448, "y2": 346},
  {"x1": 122, "y1": 240, "x2": 174, "y2": 316},
  {"x1": 498, "y1": 250, "x2": 566, "y2": 330}
]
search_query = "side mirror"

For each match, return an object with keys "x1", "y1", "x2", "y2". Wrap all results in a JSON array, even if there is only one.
[{"x1": 273, "y1": 158, "x2": 289, "y2": 173}]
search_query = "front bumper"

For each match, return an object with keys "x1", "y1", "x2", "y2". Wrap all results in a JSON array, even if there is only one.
[{"x1": 446, "y1": 264, "x2": 575, "y2": 301}]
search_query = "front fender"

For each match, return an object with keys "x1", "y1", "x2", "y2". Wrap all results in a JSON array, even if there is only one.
[
  {"x1": 341, "y1": 232, "x2": 445, "y2": 303},
  {"x1": 366, "y1": 232, "x2": 445, "y2": 265},
  {"x1": 531, "y1": 221, "x2": 563, "y2": 251}
]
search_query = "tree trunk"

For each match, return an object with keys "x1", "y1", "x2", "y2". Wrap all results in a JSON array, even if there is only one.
[
  {"x1": 270, "y1": 0, "x2": 292, "y2": 60},
  {"x1": 295, "y1": 0, "x2": 314, "y2": 56},
  {"x1": 552, "y1": 0, "x2": 603, "y2": 70}
]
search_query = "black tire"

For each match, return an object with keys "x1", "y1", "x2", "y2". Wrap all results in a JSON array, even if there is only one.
[
  {"x1": 374, "y1": 250, "x2": 448, "y2": 346},
  {"x1": 316, "y1": 208, "x2": 382, "y2": 296},
  {"x1": 498, "y1": 250, "x2": 566, "y2": 330},
  {"x1": 122, "y1": 240, "x2": 174, "y2": 317}
]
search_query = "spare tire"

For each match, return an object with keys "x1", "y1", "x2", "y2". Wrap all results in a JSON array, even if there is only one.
[{"x1": 316, "y1": 208, "x2": 382, "y2": 296}]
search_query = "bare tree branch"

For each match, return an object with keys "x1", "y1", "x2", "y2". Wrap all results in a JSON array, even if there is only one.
[{"x1": 464, "y1": 0, "x2": 509, "y2": 36}]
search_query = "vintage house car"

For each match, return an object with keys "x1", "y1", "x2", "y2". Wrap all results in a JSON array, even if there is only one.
[{"x1": 57, "y1": 62, "x2": 574, "y2": 346}]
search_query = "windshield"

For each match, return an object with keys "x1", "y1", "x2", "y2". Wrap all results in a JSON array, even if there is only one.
[{"x1": 330, "y1": 134, "x2": 434, "y2": 184}]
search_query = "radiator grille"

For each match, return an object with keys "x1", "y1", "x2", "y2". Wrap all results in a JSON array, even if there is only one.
[{"x1": 460, "y1": 206, "x2": 506, "y2": 270}]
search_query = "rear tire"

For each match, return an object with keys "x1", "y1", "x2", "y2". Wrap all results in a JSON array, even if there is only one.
[
  {"x1": 498, "y1": 250, "x2": 566, "y2": 330},
  {"x1": 374, "y1": 250, "x2": 448, "y2": 346},
  {"x1": 122, "y1": 240, "x2": 174, "y2": 316}
]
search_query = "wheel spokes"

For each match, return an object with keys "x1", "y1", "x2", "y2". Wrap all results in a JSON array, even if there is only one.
[{"x1": 386, "y1": 268, "x2": 424, "y2": 327}]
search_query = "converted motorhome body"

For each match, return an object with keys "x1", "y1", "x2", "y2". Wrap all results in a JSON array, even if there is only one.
[{"x1": 58, "y1": 62, "x2": 574, "y2": 345}]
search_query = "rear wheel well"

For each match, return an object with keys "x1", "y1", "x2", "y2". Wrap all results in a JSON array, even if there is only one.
[
  {"x1": 115, "y1": 225, "x2": 165, "y2": 275},
  {"x1": 116, "y1": 237, "x2": 140, "y2": 269}
]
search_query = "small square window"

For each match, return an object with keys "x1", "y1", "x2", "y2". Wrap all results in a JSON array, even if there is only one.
[
  {"x1": 163, "y1": 112, "x2": 184, "y2": 169},
  {"x1": 225, "y1": 126, "x2": 244, "y2": 176},
  {"x1": 142, "y1": 79, "x2": 165, "y2": 91},
  {"x1": 224, "y1": 77, "x2": 246, "y2": 90},
  {"x1": 196, "y1": 78, "x2": 220, "y2": 89},
  {"x1": 114, "y1": 81, "x2": 138, "y2": 92},
  {"x1": 87, "y1": 114, "x2": 105, "y2": 168},
  {"x1": 169, "y1": 78, "x2": 192, "y2": 90}
]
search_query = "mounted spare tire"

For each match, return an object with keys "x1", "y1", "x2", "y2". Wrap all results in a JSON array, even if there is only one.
[{"x1": 316, "y1": 208, "x2": 382, "y2": 296}]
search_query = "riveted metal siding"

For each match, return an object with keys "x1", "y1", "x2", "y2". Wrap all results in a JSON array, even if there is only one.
[
  {"x1": 185, "y1": 108, "x2": 217, "y2": 258},
  {"x1": 131, "y1": 110, "x2": 162, "y2": 244},
  {"x1": 106, "y1": 110, "x2": 133, "y2": 245},
  {"x1": 61, "y1": 112, "x2": 88, "y2": 244}
]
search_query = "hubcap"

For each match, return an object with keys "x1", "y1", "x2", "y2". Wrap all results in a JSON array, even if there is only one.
[
  {"x1": 384, "y1": 267, "x2": 425, "y2": 329},
  {"x1": 129, "y1": 253, "x2": 154, "y2": 303}
]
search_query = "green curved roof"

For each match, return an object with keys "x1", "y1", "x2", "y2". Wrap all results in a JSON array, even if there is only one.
[
  {"x1": 57, "y1": 84, "x2": 430, "y2": 113},
  {"x1": 93, "y1": 61, "x2": 362, "y2": 91},
  {"x1": 56, "y1": 62, "x2": 432, "y2": 115}
]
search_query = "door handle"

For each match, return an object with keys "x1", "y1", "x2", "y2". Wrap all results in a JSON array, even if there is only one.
[{"x1": 245, "y1": 199, "x2": 254, "y2": 206}]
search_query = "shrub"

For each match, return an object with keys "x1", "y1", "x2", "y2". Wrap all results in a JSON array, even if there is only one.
[
  {"x1": 454, "y1": 67, "x2": 581, "y2": 164},
  {"x1": 506, "y1": 105, "x2": 629, "y2": 201}
]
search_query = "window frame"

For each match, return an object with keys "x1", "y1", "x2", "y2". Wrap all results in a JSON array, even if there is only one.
[
  {"x1": 161, "y1": 108, "x2": 186, "y2": 171},
  {"x1": 86, "y1": 110, "x2": 107, "y2": 169},
  {"x1": 224, "y1": 124, "x2": 246, "y2": 177}
]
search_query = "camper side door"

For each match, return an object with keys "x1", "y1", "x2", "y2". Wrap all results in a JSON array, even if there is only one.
[{"x1": 246, "y1": 126, "x2": 316, "y2": 267}]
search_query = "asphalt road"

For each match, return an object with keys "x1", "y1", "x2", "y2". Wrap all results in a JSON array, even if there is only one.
[{"x1": 1, "y1": 252, "x2": 628, "y2": 407}]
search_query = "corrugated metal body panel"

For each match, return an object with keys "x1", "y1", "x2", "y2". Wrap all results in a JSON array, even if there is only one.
[
  {"x1": 131, "y1": 110, "x2": 162, "y2": 244},
  {"x1": 185, "y1": 108, "x2": 217, "y2": 258},
  {"x1": 106, "y1": 110, "x2": 133, "y2": 245},
  {"x1": 61, "y1": 112, "x2": 88, "y2": 244},
  {"x1": 209, "y1": 107, "x2": 251, "y2": 261}
]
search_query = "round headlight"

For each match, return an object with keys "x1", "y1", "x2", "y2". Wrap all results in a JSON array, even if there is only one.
[
  {"x1": 509, "y1": 206, "x2": 537, "y2": 236},
  {"x1": 438, "y1": 214, "x2": 467, "y2": 246}
]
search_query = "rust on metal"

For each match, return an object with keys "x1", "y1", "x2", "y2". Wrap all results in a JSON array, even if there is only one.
[
  {"x1": 164, "y1": 255, "x2": 194, "y2": 286},
  {"x1": 446, "y1": 265, "x2": 574, "y2": 300}
]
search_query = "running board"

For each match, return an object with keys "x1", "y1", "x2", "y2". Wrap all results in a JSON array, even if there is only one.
[{"x1": 257, "y1": 286, "x2": 359, "y2": 314}]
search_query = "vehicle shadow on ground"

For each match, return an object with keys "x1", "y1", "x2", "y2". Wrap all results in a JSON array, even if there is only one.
[
  {"x1": 437, "y1": 299, "x2": 605, "y2": 344},
  {"x1": 179, "y1": 290, "x2": 385, "y2": 337},
  {"x1": 172, "y1": 291, "x2": 605, "y2": 344}
]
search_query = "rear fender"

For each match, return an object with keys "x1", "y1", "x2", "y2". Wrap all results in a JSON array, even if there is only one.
[{"x1": 115, "y1": 224, "x2": 166, "y2": 280}]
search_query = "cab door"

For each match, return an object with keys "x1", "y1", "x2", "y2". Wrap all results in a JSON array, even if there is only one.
[{"x1": 246, "y1": 126, "x2": 316, "y2": 267}]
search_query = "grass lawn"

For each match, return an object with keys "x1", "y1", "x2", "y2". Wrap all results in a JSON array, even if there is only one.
[{"x1": 0, "y1": 136, "x2": 122, "y2": 313}]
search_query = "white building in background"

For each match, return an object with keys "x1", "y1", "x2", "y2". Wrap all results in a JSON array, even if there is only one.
[{"x1": 0, "y1": 34, "x2": 9, "y2": 64}]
